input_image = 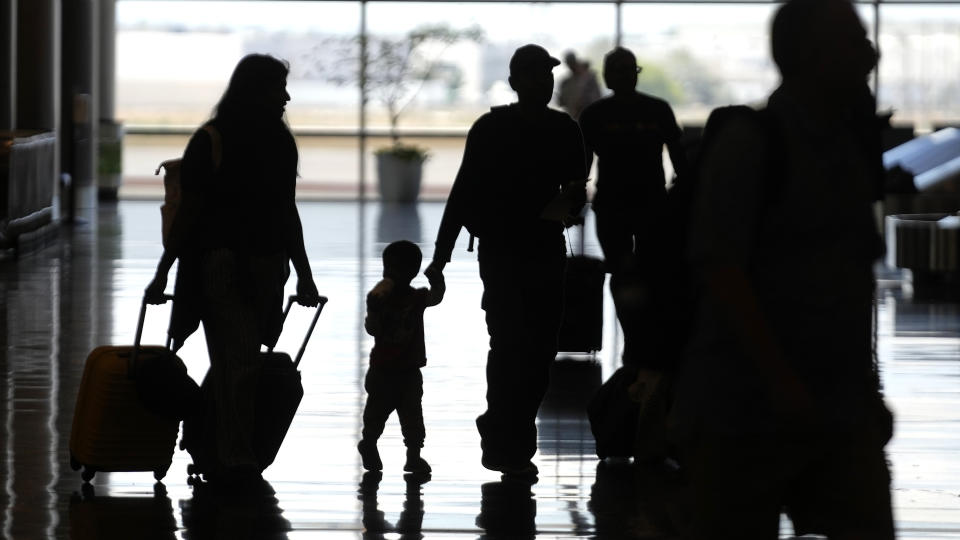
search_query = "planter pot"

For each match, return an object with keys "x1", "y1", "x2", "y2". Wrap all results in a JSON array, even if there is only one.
[{"x1": 376, "y1": 152, "x2": 424, "y2": 203}]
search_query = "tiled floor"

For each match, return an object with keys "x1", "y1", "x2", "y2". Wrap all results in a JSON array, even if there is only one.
[{"x1": 1, "y1": 200, "x2": 958, "y2": 539}]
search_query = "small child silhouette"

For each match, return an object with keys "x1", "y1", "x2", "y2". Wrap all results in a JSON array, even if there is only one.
[{"x1": 359, "y1": 240, "x2": 445, "y2": 474}]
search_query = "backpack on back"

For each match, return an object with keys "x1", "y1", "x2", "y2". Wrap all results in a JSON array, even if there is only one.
[
  {"x1": 155, "y1": 124, "x2": 222, "y2": 248},
  {"x1": 154, "y1": 125, "x2": 222, "y2": 352}
]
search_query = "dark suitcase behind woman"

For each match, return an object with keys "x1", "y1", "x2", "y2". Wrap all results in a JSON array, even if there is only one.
[
  {"x1": 558, "y1": 255, "x2": 605, "y2": 353},
  {"x1": 182, "y1": 295, "x2": 327, "y2": 481},
  {"x1": 70, "y1": 295, "x2": 199, "y2": 483},
  {"x1": 558, "y1": 217, "x2": 605, "y2": 354}
]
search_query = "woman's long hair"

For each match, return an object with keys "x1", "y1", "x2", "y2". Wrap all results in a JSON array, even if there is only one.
[
  {"x1": 214, "y1": 53, "x2": 290, "y2": 124},
  {"x1": 210, "y1": 54, "x2": 299, "y2": 180}
]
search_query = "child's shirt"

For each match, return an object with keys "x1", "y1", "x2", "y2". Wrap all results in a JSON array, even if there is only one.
[{"x1": 365, "y1": 274, "x2": 444, "y2": 370}]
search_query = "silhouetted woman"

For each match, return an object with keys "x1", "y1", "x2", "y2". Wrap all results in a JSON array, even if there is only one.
[{"x1": 146, "y1": 54, "x2": 319, "y2": 483}]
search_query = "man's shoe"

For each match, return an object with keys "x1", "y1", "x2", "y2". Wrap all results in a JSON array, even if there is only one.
[
  {"x1": 358, "y1": 440, "x2": 383, "y2": 471},
  {"x1": 404, "y1": 448, "x2": 432, "y2": 475},
  {"x1": 403, "y1": 456, "x2": 432, "y2": 475},
  {"x1": 480, "y1": 454, "x2": 503, "y2": 473},
  {"x1": 482, "y1": 455, "x2": 538, "y2": 479},
  {"x1": 500, "y1": 461, "x2": 538, "y2": 479}
]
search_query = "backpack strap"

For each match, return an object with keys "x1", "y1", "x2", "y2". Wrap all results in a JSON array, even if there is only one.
[{"x1": 201, "y1": 124, "x2": 222, "y2": 171}]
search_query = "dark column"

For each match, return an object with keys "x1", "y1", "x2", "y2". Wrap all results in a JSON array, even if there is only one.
[
  {"x1": 61, "y1": 0, "x2": 99, "y2": 219},
  {"x1": 0, "y1": 0, "x2": 14, "y2": 130},
  {"x1": 16, "y1": 0, "x2": 59, "y2": 220},
  {"x1": 6, "y1": 6, "x2": 58, "y2": 536},
  {"x1": 16, "y1": 0, "x2": 57, "y2": 131},
  {"x1": 98, "y1": 0, "x2": 122, "y2": 200},
  {"x1": 99, "y1": 0, "x2": 115, "y2": 121}
]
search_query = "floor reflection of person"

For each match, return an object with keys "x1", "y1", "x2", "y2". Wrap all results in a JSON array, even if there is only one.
[
  {"x1": 357, "y1": 471, "x2": 427, "y2": 540},
  {"x1": 180, "y1": 480, "x2": 291, "y2": 540},
  {"x1": 476, "y1": 481, "x2": 536, "y2": 540}
]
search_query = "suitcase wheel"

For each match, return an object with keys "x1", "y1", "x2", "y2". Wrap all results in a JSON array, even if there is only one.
[
  {"x1": 186, "y1": 464, "x2": 196, "y2": 476},
  {"x1": 81, "y1": 467, "x2": 96, "y2": 483},
  {"x1": 69, "y1": 454, "x2": 81, "y2": 472}
]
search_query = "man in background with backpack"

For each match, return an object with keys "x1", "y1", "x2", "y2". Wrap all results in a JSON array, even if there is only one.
[
  {"x1": 427, "y1": 44, "x2": 587, "y2": 480},
  {"x1": 671, "y1": 0, "x2": 895, "y2": 537}
]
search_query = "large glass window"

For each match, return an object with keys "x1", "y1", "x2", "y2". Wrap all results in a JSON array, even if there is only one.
[
  {"x1": 117, "y1": 1, "x2": 361, "y2": 128},
  {"x1": 360, "y1": 2, "x2": 617, "y2": 128},
  {"x1": 878, "y1": 4, "x2": 960, "y2": 131},
  {"x1": 117, "y1": 1, "x2": 363, "y2": 195},
  {"x1": 363, "y1": 2, "x2": 616, "y2": 194},
  {"x1": 115, "y1": 0, "x2": 960, "y2": 198},
  {"x1": 621, "y1": 3, "x2": 780, "y2": 127}
]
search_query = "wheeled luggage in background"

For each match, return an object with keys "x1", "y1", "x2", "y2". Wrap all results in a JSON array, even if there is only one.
[
  {"x1": 587, "y1": 365, "x2": 640, "y2": 460},
  {"x1": 558, "y1": 256, "x2": 605, "y2": 353},
  {"x1": 588, "y1": 365, "x2": 671, "y2": 462},
  {"x1": 558, "y1": 217, "x2": 605, "y2": 354},
  {"x1": 70, "y1": 295, "x2": 198, "y2": 482},
  {"x1": 182, "y1": 295, "x2": 327, "y2": 481}
]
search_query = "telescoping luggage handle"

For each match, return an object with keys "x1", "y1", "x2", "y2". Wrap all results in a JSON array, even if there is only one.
[
  {"x1": 269, "y1": 295, "x2": 329, "y2": 368},
  {"x1": 564, "y1": 204, "x2": 590, "y2": 258},
  {"x1": 129, "y1": 294, "x2": 175, "y2": 374}
]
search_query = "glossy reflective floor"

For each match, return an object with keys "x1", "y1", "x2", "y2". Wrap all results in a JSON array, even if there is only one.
[{"x1": 1, "y1": 201, "x2": 958, "y2": 539}]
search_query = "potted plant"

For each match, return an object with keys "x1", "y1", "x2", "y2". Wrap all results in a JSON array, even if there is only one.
[{"x1": 319, "y1": 24, "x2": 483, "y2": 202}]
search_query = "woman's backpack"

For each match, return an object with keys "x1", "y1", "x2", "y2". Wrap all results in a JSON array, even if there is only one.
[{"x1": 155, "y1": 125, "x2": 222, "y2": 247}]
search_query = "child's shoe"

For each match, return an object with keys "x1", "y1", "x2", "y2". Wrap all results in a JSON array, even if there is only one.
[
  {"x1": 358, "y1": 439, "x2": 383, "y2": 471},
  {"x1": 403, "y1": 448, "x2": 432, "y2": 475}
]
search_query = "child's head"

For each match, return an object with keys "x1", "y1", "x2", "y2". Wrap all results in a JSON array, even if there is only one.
[{"x1": 382, "y1": 240, "x2": 422, "y2": 284}]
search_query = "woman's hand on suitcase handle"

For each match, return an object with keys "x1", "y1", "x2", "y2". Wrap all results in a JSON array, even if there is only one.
[
  {"x1": 296, "y1": 276, "x2": 321, "y2": 307},
  {"x1": 144, "y1": 275, "x2": 168, "y2": 305}
]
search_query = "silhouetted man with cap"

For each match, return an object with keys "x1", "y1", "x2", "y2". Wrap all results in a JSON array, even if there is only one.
[{"x1": 427, "y1": 44, "x2": 587, "y2": 479}]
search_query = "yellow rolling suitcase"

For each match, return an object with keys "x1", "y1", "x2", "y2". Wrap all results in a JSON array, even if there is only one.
[{"x1": 69, "y1": 295, "x2": 192, "y2": 483}]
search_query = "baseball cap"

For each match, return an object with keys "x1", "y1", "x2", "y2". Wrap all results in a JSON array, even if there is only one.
[{"x1": 509, "y1": 44, "x2": 561, "y2": 76}]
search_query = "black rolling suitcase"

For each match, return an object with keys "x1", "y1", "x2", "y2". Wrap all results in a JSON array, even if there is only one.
[
  {"x1": 182, "y1": 295, "x2": 327, "y2": 481},
  {"x1": 558, "y1": 218, "x2": 605, "y2": 354},
  {"x1": 587, "y1": 365, "x2": 640, "y2": 460}
]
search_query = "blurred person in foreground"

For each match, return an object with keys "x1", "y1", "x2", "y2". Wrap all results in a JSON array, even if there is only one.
[{"x1": 671, "y1": 0, "x2": 895, "y2": 537}]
